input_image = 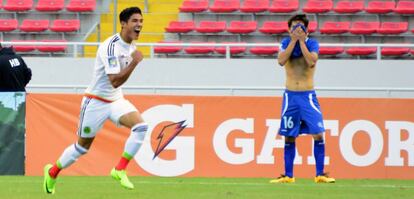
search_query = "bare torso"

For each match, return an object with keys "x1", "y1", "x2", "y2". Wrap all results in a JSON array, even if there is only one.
[{"x1": 284, "y1": 56, "x2": 315, "y2": 91}]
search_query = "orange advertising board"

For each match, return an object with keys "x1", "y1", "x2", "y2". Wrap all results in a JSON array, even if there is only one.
[{"x1": 26, "y1": 93, "x2": 414, "y2": 179}]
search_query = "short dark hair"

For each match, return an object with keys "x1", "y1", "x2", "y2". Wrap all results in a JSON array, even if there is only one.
[
  {"x1": 288, "y1": 14, "x2": 309, "y2": 28},
  {"x1": 119, "y1": 7, "x2": 142, "y2": 23}
]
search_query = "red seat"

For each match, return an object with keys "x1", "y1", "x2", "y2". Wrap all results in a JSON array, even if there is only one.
[
  {"x1": 394, "y1": 1, "x2": 414, "y2": 14},
  {"x1": 319, "y1": 47, "x2": 344, "y2": 55},
  {"x1": 412, "y1": 28, "x2": 414, "y2": 34},
  {"x1": 50, "y1": 19, "x2": 80, "y2": 32},
  {"x1": 227, "y1": 21, "x2": 257, "y2": 34},
  {"x1": 303, "y1": 0, "x2": 333, "y2": 13},
  {"x1": 35, "y1": 0, "x2": 64, "y2": 11},
  {"x1": 308, "y1": 21, "x2": 318, "y2": 33},
  {"x1": 378, "y1": 22, "x2": 408, "y2": 35},
  {"x1": 269, "y1": 0, "x2": 298, "y2": 13},
  {"x1": 0, "y1": 0, "x2": 2, "y2": 9},
  {"x1": 346, "y1": 47, "x2": 377, "y2": 56},
  {"x1": 320, "y1": 21, "x2": 350, "y2": 34},
  {"x1": 179, "y1": 0, "x2": 209, "y2": 13},
  {"x1": 165, "y1": 21, "x2": 195, "y2": 33},
  {"x1": 12, "y1": 40, "x2": 36, "y2": 52},
  {"x1": 215, "y1": 43, "x2": 247, "y2": 55},
  {"x1": 366, "y1": 1, "x2": 395, "y2": 14},
  {"x1": 209, "y1": 0, "x2": 240, "y2": 13},
  {"x1": 259, "y1": 21, "x2": 288, "y2": 34},
  {"x1": 66, "y1": 0, "x2": 96, "y2": 12},
  {"x1": 154, "y1": 41, "x2": 182, "y2": 54},
  {"x1": 0, "y1": 19, "x2": 18, "y2": 31},
  {"x1": 184, "y1": 43, "x2": 215, "y2": 54},
  {"x1": 240, "y1": 0, "x2": 269, "y2": 13},
  {"x1": 411, "y1": 49, "x2": 414, "y2": 55},
  {"x1": 196, "y1": 21, "x2": 226, "y2": 33},
  {"x1": 3, "y1": 0, "x2": 33, "y2": 11},
  {"x1": 334, "y1": 0, "x2": 364, "y2": 13},
  {"x1": 37, "y1": 40, "x2": 67, "y2": 52},
  {"x1": 381, "y1": 47, "x2": 410, "y2": 56},
  {"x1": 20, "y1": 19, "x2": 49, "y2": 32},
  {"x1": 250, "y1": 46, "x2": 279, "y2": 55},
  {"x1": 350, "y1": 21, "x2": 379, "y2": 35}
]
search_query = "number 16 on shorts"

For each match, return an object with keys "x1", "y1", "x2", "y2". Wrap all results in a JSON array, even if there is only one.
[{"x1": 283, "y1": 116, "x2": 294, "y2": 129}]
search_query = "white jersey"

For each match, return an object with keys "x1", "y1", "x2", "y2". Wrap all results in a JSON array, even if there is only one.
[{"x1": 85, "y1": 33, "x2": 137, "y2": 101}]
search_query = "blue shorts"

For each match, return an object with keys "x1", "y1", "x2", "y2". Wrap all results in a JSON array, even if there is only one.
[{"x1": 278, "y1": 90, "x2": 325, "y2": 137}]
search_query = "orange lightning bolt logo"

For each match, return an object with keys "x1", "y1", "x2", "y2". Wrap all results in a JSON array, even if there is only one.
[{"x1": 153, "y1": 120, "x2": 187, "y2": 159}]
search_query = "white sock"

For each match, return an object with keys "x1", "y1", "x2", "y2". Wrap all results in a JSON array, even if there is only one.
[
  {"x1": 123, "y1": 123, "x2": 148, "y2": 159},
  {"x1": 58, "y1": 143, "x2": 88, "y2": 169}
]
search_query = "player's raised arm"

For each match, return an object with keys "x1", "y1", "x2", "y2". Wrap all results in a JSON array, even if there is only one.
[
  {"x1": 107, "y1": 49, "x2": 143, "y2": 88},
  {"x1": 297, "y1": 28, "x2": 319, "y2": 67},
  {"x1": 278, "y1": 32, "x2": 298, "y2": 66}
]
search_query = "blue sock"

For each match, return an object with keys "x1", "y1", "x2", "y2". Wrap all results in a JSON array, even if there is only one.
[
  {"x1": 284, "y1": 142, "x2": 296, "y2": 178},
  {"x1": 314, "y1": 140, "x2": 325, "y2": 176}
]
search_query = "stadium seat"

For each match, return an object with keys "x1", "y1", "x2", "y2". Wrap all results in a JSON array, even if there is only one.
[
  {"x1": 349, "y1": 21, "x2": 379, "y2": 35},
  {"x1": 308, "y1": 21, "x2": 318, "y2": 33},
  {"x1": 154, "y1": 41, "x2": 182, "y2": 54},
  {"x1": 411, "y1": 49, "x2": 414, "y2": 55},
  {"x1": 66, "y1": 0, "x2": 96, "y2": 12},
  {"x1": 377, "y1": 22, "x2": 408, "y2": 35},
  {"x1": 303, "y1": 0, "x2": 333, "y2": 13},
  {"x1": 35, "y1": 0, "x2": 64, "y2": 12},
  {"x1": 215, "y1": 43, "x2": 247, "y2": 55},
  {"x1": 412, "y1": 28, "x2": 414, "y2": 34},
  {"x1": 319, "y1": 47, "x2": 344, "y2": 55},
  {"x1": 3, "y1": 0, "x2": 33, "y2": 11},
  {"x1": 269, "y1": 0, "x2": 298, "y2": 13},
  {"x1": 333, "y1": 0, "x2": 364, "y2": 13},
  {"x1": 37, "y1": 40, "x2": 67, "y2": 52},
  {"x1": 195, "y1": 21, "x2": 226, "y2": 33},
  {"x1": 346, "y1": 47, "x2": 377, "y2": 56},
  {"x1": 11, "y1": 40, "x2": 36, "y2": 52},
  {"x1": 240, "y1": 0, "x2": 269, "y2": 13},
  {"x1": 184, "y1": 43, "x2": 215, "y2": 54},
  {"x1": 0, "y1": 19, "x2": 18, "y2": 32},
  {"x1": 20, "y1": 19, "x2": 49, "y2": 32},
  {"x1": 50, "y1": 19, "x2": 80, "y2": 32},
  {"x1": 381, "y1": 47, "x2": 410, "y2": 56},
  {"x1": 365, "y1": 1, "x2": 395, "y2": 14},
  {"x1": 394, "y1": 1, "x2": 414, "y2": 14},
  {"x1": 227, "y1": 21, "x2": 257, "y2": 34},
  {"x1": 165, "y1": 21, "x2": 195, "y2": 33},
  {"x1": 320, "y1": 21, "x2": 350, "y2": 34},
  {"x1": 179, "y1": 0, "x2": 209, "y2": 13},
  {"x1": 209, "y1": 0, "x2": 240, "y2": 13},
  {"x1": 259, "y1": 21, "x2": 288, "y2": 34},
  {"x1": 0, "y1": 0, "x2": 2, "y2": 9},
  {"x1": 250, "y1": 46, "x2": 279, "y2": 55}
]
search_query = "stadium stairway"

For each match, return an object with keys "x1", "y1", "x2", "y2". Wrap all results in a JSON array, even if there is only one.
[{"x1": 84, "y1": 0, "x2": 182, "y2": 57}]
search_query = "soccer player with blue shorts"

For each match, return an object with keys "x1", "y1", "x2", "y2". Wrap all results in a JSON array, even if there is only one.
[
  {"x1": 43, "y1": 7, "x2": 148, "y2": 194},
  {"x1": 270, "y1": 14, "x2": 335, "y2": 183}
]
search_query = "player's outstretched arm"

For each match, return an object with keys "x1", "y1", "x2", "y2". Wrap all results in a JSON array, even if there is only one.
[{"x1": 108, "y1": 50, "x2": 143, "y2": 88}]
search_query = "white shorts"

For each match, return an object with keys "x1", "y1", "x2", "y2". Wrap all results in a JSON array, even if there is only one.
[{"x1": 77, "y1": 97, "x2": 138, "y2": 138}]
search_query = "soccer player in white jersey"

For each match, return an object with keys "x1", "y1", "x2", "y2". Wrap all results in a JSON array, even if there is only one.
[{"x1": 43, "y1": 7, "x2": 147, "y2": 194}]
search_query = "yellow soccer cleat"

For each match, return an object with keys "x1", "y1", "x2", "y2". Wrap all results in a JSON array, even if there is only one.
[
  {"x1": 43, "y1": 164, "x2": 57, "y2": 194},
  {"x1": 269, "y1": 175, "x2": 295, "y2": 183},
  {"x1": 111, "y1": 168, "x2": 134, "y2": 189},
  {"x1": 314, "y1": 173, "x2": 335, "y2": 183}
]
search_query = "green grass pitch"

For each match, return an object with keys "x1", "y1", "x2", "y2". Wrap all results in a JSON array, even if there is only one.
[{"x1": 1, "y1": 176, "x2": 413, "y2": 199}]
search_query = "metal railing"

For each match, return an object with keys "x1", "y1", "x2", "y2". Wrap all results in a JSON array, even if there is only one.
[
  {"x1": 2, "y1": 41, "x2": 414, "y2": 60},
  {"x1": 26, "y1": 84, "x2": 414, "y2": 97}
]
